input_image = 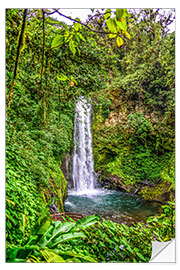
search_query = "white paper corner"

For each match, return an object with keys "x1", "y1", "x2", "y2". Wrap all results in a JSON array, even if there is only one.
[{"x1": 150, "y1": 239, "x2": 175, "y2": 263}]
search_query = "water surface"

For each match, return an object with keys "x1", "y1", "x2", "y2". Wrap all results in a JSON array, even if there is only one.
[{"x1": 64, "y1": 189, "x2": 161, "y2": 224}]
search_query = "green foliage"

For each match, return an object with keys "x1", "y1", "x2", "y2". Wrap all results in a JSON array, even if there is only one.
[
  {"x1": 6, "y1": 8, "x2": 175, "y2": 252},
  {"x1": 92, "y1": 9, "x2": 175, "y2": 197},
  {"x1": 6, "y1": 8, "x2": 117, "y2": 246},
  {"x1": 127, "y1": 112, "x2": 152, "y2": 138},
  {"x1": 106, "y1": 145, "x2": 169, "y2": 185},
  {"x1": 6, "y1": 214, "x2": 100, "y2": 262},
  {"x1": 82, "y1": 202, "x2": 174, "y2": 262},
  {"x1": 6, "y1": 199, "x2": 175, "y2": 263},
  {"x1": 79, "y1": 219, "x2": 151, "y2": 262},
  {"x1": 94, "y1": 94, "x2": 111, "y2": 121},
  {"x1": 146, "y1": 201, "x2": 175, "y2": 241}
]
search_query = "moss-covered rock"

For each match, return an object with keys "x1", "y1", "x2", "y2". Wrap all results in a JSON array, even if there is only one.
[{"x1": 138, "y1": 181, "x2": 175, "y2": 202}]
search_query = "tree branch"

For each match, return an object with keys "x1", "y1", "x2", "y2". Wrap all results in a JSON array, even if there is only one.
[
  {"x1": 42, "y1": 89, "x2": 61, "y2": 97},
  {"x1": 46, "y1": 9, "x2": 114, "y2": 35},
  {"x1": 45, "y1": 9, "x2": 60, "y2": 15}
]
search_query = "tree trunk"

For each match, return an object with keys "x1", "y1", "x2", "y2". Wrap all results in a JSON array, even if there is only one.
[
  {"x1": 7, "y1": 8, "x2": 28, "y2": 109},
  {"x1": 40, "y1": 9, "x2": 46, "y2": 125}
]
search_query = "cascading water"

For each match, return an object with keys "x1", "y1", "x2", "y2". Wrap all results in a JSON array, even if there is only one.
[{"x1": 72, "y1": 96, "x2": 96, "y2": 193}]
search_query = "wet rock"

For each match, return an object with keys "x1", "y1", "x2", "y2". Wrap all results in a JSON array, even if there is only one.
[{"x1": 99, "y1": 172, "x2": 174, "y2": 203}]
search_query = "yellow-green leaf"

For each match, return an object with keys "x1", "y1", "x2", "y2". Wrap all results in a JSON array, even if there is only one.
[
  {"x1": 104, "y1": 9, "x2": 111, "y2": 20},
  {"x1": 116, "y1": 36, "x2": 123, "y2": 47},
  {"x1": 51, "y1": 35, "x2": 64, "y2": 48},
  {"x1": 74, "y1": 23, "x2": 80, "y2": 31},
  {"x1": 40, "y1": 250, "x2": 65, "y2": 262},
  {"x1": 6, "y1": 198, "x2": 15, "y2": 206},
  {"x1": 106, "y1": 18, "x2": 117, "y2": 33},
  {"x1": 69, "y1": 39, "x2": 76, "y2": 56},
  {"x1": 109, "y1": 33, "x2": 117, "y2": 39},
  {"x1": 57, "y1": 74, "x2": 69, "y2": 81},
  {"x1": 77, "y1": 32, "x2": 86, "y2": 42},
  {"x1": 116, "y1": 19, "x2": 127, "y2": 32},
  {"x1": 124, "y1": 31, "x2": 131, "y2": 39}
]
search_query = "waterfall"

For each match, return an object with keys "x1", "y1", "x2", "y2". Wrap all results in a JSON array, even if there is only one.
[{"x1": 72, "y1": 96, "x2": 96, "y2": 193}]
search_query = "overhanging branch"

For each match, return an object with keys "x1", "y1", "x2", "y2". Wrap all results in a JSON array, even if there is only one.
[{"x1": 45, "y1": 9, "x2": 115, "y2": 35}]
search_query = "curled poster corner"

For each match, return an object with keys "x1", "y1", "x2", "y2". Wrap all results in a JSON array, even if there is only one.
[{"x1": 150, "y1": 239, "x2": 175, "y2": 263}]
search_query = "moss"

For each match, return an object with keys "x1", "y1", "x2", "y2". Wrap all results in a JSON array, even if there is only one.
[
  {"x1": 138, "y1": 181, "x2": 173, "y2": 202},
  {"x1": 43, "y1": 164, "x2": 67, "y2": 213}
]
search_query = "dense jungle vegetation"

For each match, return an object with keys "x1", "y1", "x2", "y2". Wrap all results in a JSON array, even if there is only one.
[{"x1": 6, "y1": 8, "x2": 175, "y2": 262}]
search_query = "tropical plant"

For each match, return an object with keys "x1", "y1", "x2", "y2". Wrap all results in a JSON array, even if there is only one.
[{"x1": 6, "y1": 214, "x2": 100, "y2": 262}]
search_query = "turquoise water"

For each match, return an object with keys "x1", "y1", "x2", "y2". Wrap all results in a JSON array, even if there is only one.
[{"x1": 64, "y1": 189, "x2": 161, "y2": 224}]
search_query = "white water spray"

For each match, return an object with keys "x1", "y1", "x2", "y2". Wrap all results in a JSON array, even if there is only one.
[{"x1": 72, "y1": 96, "x2": 97, "y2": 194}]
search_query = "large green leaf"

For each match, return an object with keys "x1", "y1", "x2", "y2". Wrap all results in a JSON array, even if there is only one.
[
  {"x1": 53, "y1": 232, "x2": 86, "y2": 246},
  {"x1": 6, "y1": 248, "x2": 19, "y2": 260},
  {"x1": 30, "y1": 210, "x2": 50, "y2": 235},
  {"x1": 37, "y1": 219, "x2": 51, "y2": 235},
  {"x1": 41, "y1": 222, "x2": 76, "y2": 247},
  {"x1": 104, "y1": 9, "x2": 111, "y2": 20},
  {"x1": 69, "y1": 39, "x2": 76, "y2": 56},
  {"x1": 72, "y1": 214, "x2": 100, "y2": 231},
  {"x1": 51, "y1": 35, "x2": 64, "y2": 48},
  {"x1": 106, "y1": 18, "x2": 117, "y2": 33},
  {"x1": 116, "y1": 19, "x2": 127, "y2": 32}
]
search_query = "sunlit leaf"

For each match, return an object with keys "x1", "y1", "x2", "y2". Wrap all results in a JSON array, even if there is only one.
[
  {"x1": 104, "y1": 9, "x2": 111, "y2": 20},
  {"x1": 122, "y1": 9, "x2": 129, "y2": 18},
  {"x1": 69, "y1": 39, "x2": 76, "y2": 56},
  {"x1": 57, "y1": 74, "x2": 69, "y2": 81},
  {"x1": 40, "y1": 250, "x2": 65, "y2": 262},
  {"x1": 77, "y1": 32, "x2": 86, "y2": 42},
  {"x1": 124, "y1": 31, "x2": 131, "y2": 39},
  {"x1": 116, "y1": 36, "x2": 123, "y2": 47},
  {"x1": 106, "y1": 18, "x2": 117, "y2": 33},
  {"x1": 116, "y1": 19, "x2": 127, "y2": 32},
  {"x1": 51, "y1": 35, "x2": 64, "y2": 48},
  {"x1": 74, "y1": 23, "x2": 80, "y2": 31},
  {"x1": 109, "y1": 33, "x2": 117, "y2": 39}
]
